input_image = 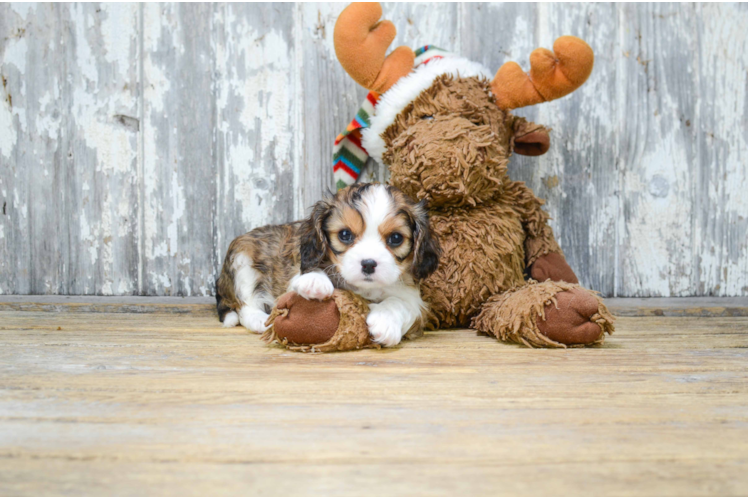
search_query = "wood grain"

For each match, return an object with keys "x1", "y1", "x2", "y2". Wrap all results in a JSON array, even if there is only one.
[
  {"x1": 0, "y1": 304, "x2": 746, "y2": 495},
  {"x1": 694, "y1": 3, "x2": 748, "y2": 296},
  {"x1": 140, "y1": 3, "x2": 217, "y2": 296},
  {"x1": 2, "y1": 295, "x2": 748, "y2": 317},
  {"x1": 1, "y1": 3, "x2": 747, "y2": 297}
]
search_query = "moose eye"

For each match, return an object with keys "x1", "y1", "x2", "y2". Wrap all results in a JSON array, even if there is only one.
[
  {"x1": 338, "y1": 229, "x2": 354, "y2": 244},
  {"x1": 421, "y1": 115, "x2": 434, "y2": 120},
  {"x1": 387, "y1": 232, "x2": 404, "y2": 247}
]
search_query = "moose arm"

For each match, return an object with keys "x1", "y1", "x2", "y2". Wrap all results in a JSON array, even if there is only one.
[{"x1": 504, "y1": 181, "x2": 579, "y2": 284}]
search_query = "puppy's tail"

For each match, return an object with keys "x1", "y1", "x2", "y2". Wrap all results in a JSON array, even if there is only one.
[{"x1": 215, "y1": 278, "x2": 232, "y2": 323}]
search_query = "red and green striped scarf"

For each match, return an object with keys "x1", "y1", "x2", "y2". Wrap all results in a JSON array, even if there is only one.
[
  {"x1": 332, "y1": 46, "x2": 449, "y2": 190},
  {"x1": 332, "y1": 91, "x2": 380, "y2": 190}
]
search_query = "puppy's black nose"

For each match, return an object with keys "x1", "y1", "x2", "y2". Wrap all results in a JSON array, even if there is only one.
[{"x1": 361, "y1": 259, "x2": 377, "y2": 275}]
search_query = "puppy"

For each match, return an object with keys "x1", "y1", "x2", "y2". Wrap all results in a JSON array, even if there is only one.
[{"x1": 215, "y1": 183, "x2": 440, "y2": 346}]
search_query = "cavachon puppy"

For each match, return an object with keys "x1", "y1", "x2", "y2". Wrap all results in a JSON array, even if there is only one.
[{"x1": 215, "y1": 183, "x2": 441, "y2": 347}]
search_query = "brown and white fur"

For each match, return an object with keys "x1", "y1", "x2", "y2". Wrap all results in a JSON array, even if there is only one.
[{"x1": 215, "y1": 183, "x2": 440, "y2": 347}]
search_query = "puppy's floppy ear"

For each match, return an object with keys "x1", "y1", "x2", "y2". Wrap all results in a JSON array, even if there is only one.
[
  {"x1": 409, "y1": 200, "x2": 441, "y2": 280},
  {"x1": 299, "y1": 199, "x2": 332, "y2": 273}
]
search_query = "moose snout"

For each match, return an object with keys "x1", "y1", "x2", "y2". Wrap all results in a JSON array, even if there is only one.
[{"x1": 361, "y1": 259, "x2": 378, "y2": 275}]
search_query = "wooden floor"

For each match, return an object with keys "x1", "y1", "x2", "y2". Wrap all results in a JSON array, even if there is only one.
[{"x1": 1, "y1": 297, "x2": 747, "y2": 496}]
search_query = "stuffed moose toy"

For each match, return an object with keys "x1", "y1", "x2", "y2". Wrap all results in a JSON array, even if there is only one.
[{"x1": 263, "y1": 2, "x2": 615, "y2": 351}]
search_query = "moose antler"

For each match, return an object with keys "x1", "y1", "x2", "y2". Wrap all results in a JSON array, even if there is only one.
[
  {"x1": 334, "y1": 2, "x2": 415, "y2": 93},
  {"x1": 492, "y1": 36, "x2": 594, "y2": 110}
]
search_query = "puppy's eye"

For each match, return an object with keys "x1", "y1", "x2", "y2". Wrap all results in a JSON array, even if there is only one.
[
  {"x1": 387, "y1": 232, "x2": 404, "y2": 247},
  {"x1": 338, "y1": 229, "x2": 354, "y2": 244},
  {"x1": 421, "y1": 115, "x2": 434, "y2": 121}
]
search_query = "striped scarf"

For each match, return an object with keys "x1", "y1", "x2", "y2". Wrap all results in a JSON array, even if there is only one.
[
  {"x1": 332, "y1": 46, "x2": 449, "y2": 190},
  {"x1": 332, "y1": 91, "x2": 379, "y2": 190}
]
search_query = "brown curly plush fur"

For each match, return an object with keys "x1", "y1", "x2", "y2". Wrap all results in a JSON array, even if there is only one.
[
  {"x1": 472, "y1": 280, "x2": 615, "y2": 348},
  {"x1": 379, "y1": 75, "x2": 614, "y2": 347},
  {"x1": 262, "y1": 290, "x2": 377, "y2": 353},
  {"x1": 420, "y1": 183, "x2": 564, "y2": 329},
  {"x1": 385, "y1": 76, "x2": 513, "y2": 207}
]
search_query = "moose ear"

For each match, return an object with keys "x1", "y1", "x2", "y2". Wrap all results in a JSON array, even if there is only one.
[
  {"x1": 514, "y1": 130, "x2": 550, "y2": 156},
  {"x1": 512, "y1": 117, "x2": 551, "y2": 156}
]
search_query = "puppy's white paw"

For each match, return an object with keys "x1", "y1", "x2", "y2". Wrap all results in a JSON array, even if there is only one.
[
  {"x1": 239, "y1": 307, "x2": 270, "y2": 333},
  {"x1": 222, "y1": 311, "x2": 240, "y2": 328},
  {"x1": 291, "y1": 272, "x2": 334, "y2": 300},
  {"x1": 366, "y1": 309, "x2": 404, "y2": 347}
]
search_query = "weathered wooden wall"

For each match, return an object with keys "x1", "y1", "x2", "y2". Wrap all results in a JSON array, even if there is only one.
[{"x1": 1, "y1": 3, "x2": 746, "y2": 297}]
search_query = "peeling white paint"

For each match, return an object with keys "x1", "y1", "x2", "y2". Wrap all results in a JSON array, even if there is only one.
[
  {"x1": 153, "y1": 272, "x2": 172, "y2": 290},
  {"x1": 152, "y1": 241, "x2": 168, "y2": 259},
  {"x1": 143, "y1": 58, "x2": 170, "y2": 115},
  {"x1": 0, "y1": 98, "x2": 16, "y2": 159},
  {"x1": 141, "y1": 112, "x2": 160, "y2": 263},
  {"x1": 695, "y1": 3, "x2": 748, "y2": 296},
  {"x1": 143, "y1": 4, "x2": 171, "y2": 114},
  {"x1": 167, "y1": 169, "x2": 184, "y2": 257},
  {"x1": 70, "y1": 5, "x2": 98, "y2": 86},
  {"x1": 70, "y1": 65, "x2": 133, "y2": 177},
  {"x1": 589, "y1": 196, "x2": 618, "y2": 251},
  {"x1": 216, "y1": 14, "x2": 296, "y2": 231},
  {"x1": 141, "y1": 4, "x2": 177, "y2": 272},
  {"x1": 3, "y1": 35, "x2": 28, "y2": 75},
  {"x1": 117, "y1": 196, "x2": 131, "y2": 238},
  {"x1": 33, "y1": 89, "x2": 62, "y2": 141},
  {"x1": 79, "y1": 211, "x2": 100, "y2": 264},
  {"x1": 117, "y1": 279, "x2": 133, "y2": 295},
  {"x1": 13, "y1": 188, "x2": 26, "y2": 220},
  {"x1": 240, "y1": 35, "x2": 292, "y2": 148},
  {"x1": 622, "y1": 124, "x2": 693, "y2": 296},
  {"x1": 100, "y1": 4, "x2": 135, "y2": 66},
  {"x1": 10, "y1": 3, "x2": 33, "y2": 18}
]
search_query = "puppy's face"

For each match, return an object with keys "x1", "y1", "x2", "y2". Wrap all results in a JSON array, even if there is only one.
[{"x1": 299, "y1": 184, "x2": 440, "y2": 289}]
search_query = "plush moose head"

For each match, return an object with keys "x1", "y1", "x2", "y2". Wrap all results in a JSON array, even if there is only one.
[{"x1": 332, "y1": 2, "x2": 594, "y2": 208}]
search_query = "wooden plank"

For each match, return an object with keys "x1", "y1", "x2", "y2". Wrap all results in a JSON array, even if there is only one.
[
  {"x1": 0, "y1": 4, "x2": 68, "y2": 294},
  {"x1": 2, "y1": 296, "x2": 748, "y2": 317},
  {"x1": 0, "y1": 310, "x2": 746, "y2": 495},
  {"x1": 212, "y1": 3, "x2": 299, "y2": 278},
  {"x1": 0, "y1": 4, "x2": 141, "y2": 295},
  {"x1": 63, "y1": 3, "x2": 141, "y2": 295},
  {"x1": 140, "y1": 3, "x2": 217, "y2": 296},
  {"x1": 1, "y1": 459, "x2": 746, "y2": 496},
  {"x1": 0, "y1": 300, "x2": 215, "y2": 316},
  {"x1": 606, "y1": 297, "x2": 748, "y2": 317},
  {"x1": 617, "y1": 4, "x2": 699, "y2": 297},
  {"x1": 0, "y1": 3, "x2": 65, "y2": 293},
  {"x1": 694, "y1": 3, "x2": 748, "y2": 295}
]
